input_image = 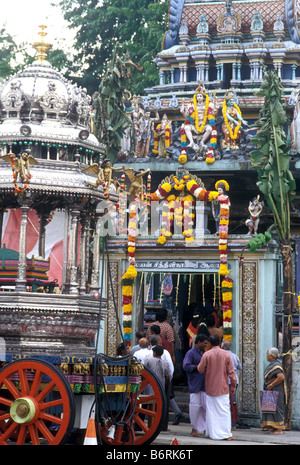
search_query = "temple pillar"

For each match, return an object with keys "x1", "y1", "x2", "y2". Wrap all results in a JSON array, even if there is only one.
[
  {"x1": 90, "y1": 211, "x2": 103, "y2": 294},
  {"x1": 170, "y1": 68, "x2": 175, "y2": 84},
  {"x1": 38, "y1": 211, "x2": 51, "y2": 258},
  {"x1": 79, "y1": 213, "x2": 90, "y2": 295},
  {"x1": 65, "y1": 205, "x2": 81, "y2": 295},
  {"x1": 15, "y1": 202, "x2": 31, "y2": 292}
]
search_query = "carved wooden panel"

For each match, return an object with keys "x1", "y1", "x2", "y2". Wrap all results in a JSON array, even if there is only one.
[
  {"x1": 105, "y1": 260, "x2": 121, "y2": 356},
  {"x1": 240, "y1": 260, "x2": 259, "y2": 417}
]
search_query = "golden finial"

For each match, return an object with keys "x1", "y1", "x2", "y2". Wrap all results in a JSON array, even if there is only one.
[{"x1": 32, "y1": 25, "x2": 52, "y2": 62}]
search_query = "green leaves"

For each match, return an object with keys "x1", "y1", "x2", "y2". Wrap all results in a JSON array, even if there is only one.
[
  {"x1": 250, "y1": 70, "x2": 295, "y2": 241},
  {"x1": 58, "y1": 0, "x2": 169, "y2": 95},
  {"x1": 93, "y1": 45, "x2": 139, "y2": 160},
  {"x1": 246, "y1": 232, "x2": 272, "y2": 252}
]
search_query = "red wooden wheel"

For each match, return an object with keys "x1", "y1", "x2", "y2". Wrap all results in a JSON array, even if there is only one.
[
  {"x1": 0, "y1": 358, "x2": 75, "y2": 445},
  {"x1": 100, "y1": 367, "x2": 167, "y2": 445}
]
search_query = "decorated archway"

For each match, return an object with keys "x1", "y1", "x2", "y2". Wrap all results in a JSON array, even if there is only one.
[{"x1": 120, "y1": 159, "x2": 233, "y2": 347}]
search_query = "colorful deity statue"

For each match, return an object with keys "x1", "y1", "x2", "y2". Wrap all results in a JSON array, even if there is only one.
[
  {"x1": 221, "y1": 90, "x2": 248, "y2": 151},
  {"x1": 180, "y1": 85, "x2": 217, "y2": 164},
  {"x1": 245, "y1": 195, "x2": 263, "y2": 235},
  {"x1": 134, "y1": 110, "x2": 159, "y2": 158},
  {"x1": 152, "y1": 114, "x2": 173, "y2": 159}
]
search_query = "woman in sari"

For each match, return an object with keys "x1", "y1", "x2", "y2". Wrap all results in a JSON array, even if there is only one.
[{"x1": 261, "y1": 347, "x2": 286, "y2": 434}]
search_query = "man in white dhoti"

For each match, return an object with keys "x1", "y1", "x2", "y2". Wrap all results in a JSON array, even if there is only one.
[
  {"x1": 183, "y1": 334, "x2": 208, "y2": 437},
  {"x1": 197, "y1": 335, "x2": 237, "y2": 440}
]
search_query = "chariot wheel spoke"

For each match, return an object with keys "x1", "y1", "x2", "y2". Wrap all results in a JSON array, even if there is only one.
[
  {"x1": 100, "y1": 367, "x2": 167, "y2": 445},
  {"x1": 0, "y1": 358, "x2": 75, "y2": 445}
]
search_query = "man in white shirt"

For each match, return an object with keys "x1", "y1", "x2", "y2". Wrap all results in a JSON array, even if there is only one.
[
  {"x1": 133, "y1": 338, "x2": 150, "y2": 364},
  {"x1": 147, "y1": 335, "x2": 185, "y2": 425},
  {"x1": 147, "y1": 335, "x2": 174, "y2": 377}
]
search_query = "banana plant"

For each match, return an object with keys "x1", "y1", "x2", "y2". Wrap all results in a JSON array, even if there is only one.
[
  {"x1": 250, "y1": 69, "x2": 296, "y2": 428},
  {"x1": 93, "y1": 45, "x2": 142, "y2": 161}
]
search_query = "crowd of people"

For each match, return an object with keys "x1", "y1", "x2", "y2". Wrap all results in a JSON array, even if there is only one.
[{"x1": 119, "y1": 306, "x2": 286, "y2": 440}]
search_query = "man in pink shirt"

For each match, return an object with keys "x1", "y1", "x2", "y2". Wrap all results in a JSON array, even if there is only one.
[{"x1": 198, "y1": 334, "x2": 237, "y2": 440}]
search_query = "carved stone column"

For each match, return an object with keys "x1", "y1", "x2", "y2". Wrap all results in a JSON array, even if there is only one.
[
  {"x1": 90, "y1": 212, "x2": 102, "y2": 294},
  {"x1": 38, "y1": 211, "x2": 51, "y2": 258},
  {"x1": 0, "y1": 209, "x2": 3, "y2": 248},
  {"x1": 65, "y1": 205, "x2": 81, "y2": 295},
  {"x1": 239, "y1": 260, "x2": 260, "y2": 422},
  {"x1": 79, "y1": 213, "x2": 90, "y2": 294},
  {"x1": 15, "y1": 202, "x2": 31, "y2": 292},
  {"x1": 105, "y1": 260, "x2": 121, "y2": 356}
]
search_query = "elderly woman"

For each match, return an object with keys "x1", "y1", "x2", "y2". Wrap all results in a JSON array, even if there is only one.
[{"x1": 261, "y1": 347, "x2": 286, "y2": 434}]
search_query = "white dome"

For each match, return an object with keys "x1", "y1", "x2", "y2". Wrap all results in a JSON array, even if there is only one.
[{"x1": 0, "y1": 58, "x2": 105, "y2": 154}]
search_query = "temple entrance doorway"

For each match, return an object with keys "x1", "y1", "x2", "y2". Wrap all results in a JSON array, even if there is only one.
[{"x1": 143, "y1": 272, "x2": 223, "y2": 383}]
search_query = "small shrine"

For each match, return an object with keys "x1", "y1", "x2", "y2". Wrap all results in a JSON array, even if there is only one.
[{"x1": 0, "y1": 27, "x2": 112, "y2": 360}]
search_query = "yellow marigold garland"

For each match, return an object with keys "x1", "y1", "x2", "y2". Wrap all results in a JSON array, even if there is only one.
[
  {"x1": 222, "y1": 277, "x2": 233, "y2": 341},
  {"x1": 122, "y1": 201, "x2": 138, "y2": 348},
  {"x1": 187, "y1": 178, "x2": 230, "y2": 276},
  {"x1": 178, "y1": 153, "x2": 188, "y2": 164},
  {"x1": 151, "y1": 176, "x2": 230, "y2": 274}
]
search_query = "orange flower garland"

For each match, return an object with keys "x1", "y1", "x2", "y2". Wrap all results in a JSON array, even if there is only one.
[
  {"x1": 122, "y1": 200, "x2": 138, "y2": 348},
  {"x1": 186, "y1": 179, "x2": 230, "y2": 276}
]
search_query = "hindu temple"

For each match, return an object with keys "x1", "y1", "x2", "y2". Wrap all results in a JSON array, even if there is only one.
[
  {"x1": 104, "y1": 0, "x2": 300, "y2": 427},
  {"x1": 1, "y1": 0, "x2": 300, "y2": 433}
]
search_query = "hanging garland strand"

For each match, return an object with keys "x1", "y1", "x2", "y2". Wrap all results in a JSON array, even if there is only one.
[
  {"x1": 187, "y1": 178, "x2": 230, "y2": 276},
  {"x1": 152, "y1": 177, "x2": 231, "y2": 276},
  {"x1": 222, "y1": 277, "x2": 233, "y2": 341},
  {"x1": 122, "y1": 200, "x2": 138, "y2": 348}
]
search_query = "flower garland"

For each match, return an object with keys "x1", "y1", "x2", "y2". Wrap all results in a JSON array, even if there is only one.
[
  {"x1": 121, "y1": 201, "x2": 138, "y2": 348},
  {"x1": 186, "y1": 178, "x2": 230, "y2": 276},
  {"x1": 178, "y1": 153, "x2": 187, "y2": 165},
  {"x1": 151, "y1": 176, "x2": 230, "y2": 273},
  {"x1": 118, "y1": 172, "x2": 126, "y2": 235},
  {"x1": 215, "y1": 180, "x2": 230, "y2": 276},
  {"x1": 153, "y1": 123, "x2": 171, "y2": 155},
  {"x1": 182, "y1": 194, "x2": 194, "y2": 243},
  {"x1": 173, "y1": 174, "x2": 189, "y2": 192},
  {"x1": 180, "y1": 94, "x2": 217, "y2": 165},
  {"x1": 222, "y1": 277, "x2": 233, "y2": 341},
  {"x1": 222, "y1": 101, "x2": 242, "y2": 140},
  {"x1": 158, "y1": 195, "x2": 174, "y2": 244},
  {"x1": 154, "y1": 179, "x2": 195, "y2": 244},
  {"x1": 151, "y1": 182, "x2": 172, "y2": 201},
  {"x1": 146, "y1": 172, "x2": 151, "y2": 223}
]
